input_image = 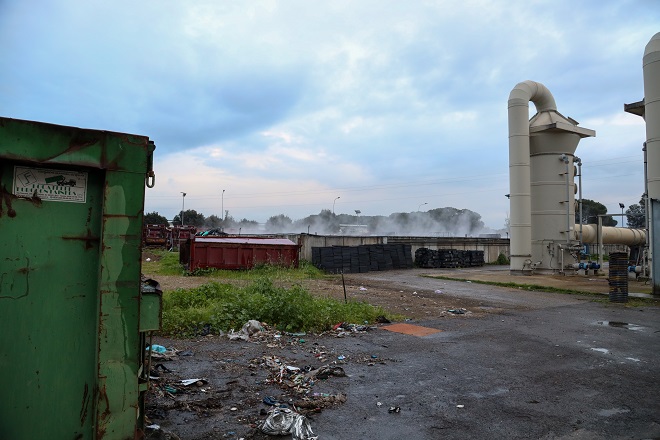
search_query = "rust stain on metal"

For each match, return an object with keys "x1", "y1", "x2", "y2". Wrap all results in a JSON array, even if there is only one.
[
  {"x1": 62, "y1": 228, "x2": 100, "y2": 250},
  {"x1": 0, "y1": 182, "x2": 42, "y2": 219},
  {"x1": 96, "y1": 384, "x2": 111, "y2": 439},
  {"x1": 79, "y1": 383, "x2": 90, "y2": 426}
]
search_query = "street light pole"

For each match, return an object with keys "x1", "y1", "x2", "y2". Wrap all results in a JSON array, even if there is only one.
[
  {"x1": 222, "y1": 189, "x2": 225, "y2": 222},
  {"x1": 333, "y1": 196, "x2": 340, "y2": 215},
  {"x1": 418, "y1": 202, "x2": 428, "y2": 211},
  {"x1": 181, "y1": 192, "x2": 186, "y2": 226},
  {"x1": 619, "y1": 203, "x2": 625, "y2": 228}
]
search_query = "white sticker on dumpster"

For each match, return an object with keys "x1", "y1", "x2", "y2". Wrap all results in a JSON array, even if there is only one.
[{"x1": 13, "y1": 166, "x2": 88, "y2": 203}]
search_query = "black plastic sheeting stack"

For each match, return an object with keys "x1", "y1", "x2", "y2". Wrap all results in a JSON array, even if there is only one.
[
  {"x1": 312, "y1": 244, "x2": 413, "y2": 274},
  {"x1": 608, "y1": 252, "x2": 629, "y2": 303},
  {"x1": 415, "y1": 248, "x2": 485, "y2": 268}
]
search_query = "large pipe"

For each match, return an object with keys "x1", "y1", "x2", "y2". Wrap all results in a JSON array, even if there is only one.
[
  {"x1": 577, "y1": 224, "x2": 646, "y2": 246},
  {"x1": 508, "y1": 81, "x2": 557, "y2": 273},
  {"x1": 644, "y1": 33, "x2": 660, "y2": 294}
]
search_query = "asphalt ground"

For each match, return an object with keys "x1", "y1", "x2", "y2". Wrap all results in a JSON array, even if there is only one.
[{"x1": 149, "y1": 271, "x2": 660, "y2": 440}]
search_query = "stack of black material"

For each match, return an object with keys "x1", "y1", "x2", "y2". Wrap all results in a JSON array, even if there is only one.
[
  {"x1": 608, "y1": 252, "x2": 629, "y2": 303},
  {"x1": 414, "y1": 248, "x2": 485, "y2": 268},
  {"x1": 312, "y1": 244, "x2": 413, "y2": 273},
  {"x1": 469, "y1": 250, "x2": 485, "y2": 266},
  {"x1": 414, "y1": 247, "x2": 439, "y2": 268}
]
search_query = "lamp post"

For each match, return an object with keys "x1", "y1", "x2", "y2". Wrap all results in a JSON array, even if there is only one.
[
  {"x1": 418, "y1": 202, "x2": 428, "y2": 212},
  {"x1": 222, "y1": 189, "x2": 225, "y2": 222},
  {"x1": 181, "y1": 192, "x2": 186, "y2": 226},
  {"x1": 619, "y1": 203, "x2": 625, "y2": 227},
  {"x1": 333, "y1": 196, "x2": 340, "y2": 215}
]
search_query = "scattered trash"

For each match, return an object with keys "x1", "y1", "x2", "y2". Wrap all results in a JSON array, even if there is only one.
[
  {"x1": 337, "y1": 355, "x2": 346, "y2": 361},
  {"x1": 434, "y1": 290, "x2": 443, "y2": 294},
  {"x1": 179, "y1": 378, "x2": 207, "y2": 386},
  {"x1": 228, "y1": 320, "x2": 264, "y2": 341},
  {"x1": 145, "y1": 424, "x2": 181, "y2": 440},
  {"x1": 359, "y1": 286, "x2": 367, "y2": 291},
  {"x1": 377, "y1": 402, "x2": 383, "y2": 407},
  {"x1": 448, "y1": 309, "x2": 467, "y2": 315},
  {"x1": 388, "y1": 406, "x2": 401, "y2": 413},
  {"x1": 164, "y1": 385, "x2": 177, "y2": 394},
  {"x1": 456, "y1": 404, "x2": 465, "y2": 408},
  {"x1": 145, "y1": 257, "x2": 152, "y2": 262},
  {"x1": 146, "y1": 344, "x2": 167, "y2": 353},
  {"x1": 261, "y1": 407, "x2": 318, "y2": 440},
  {"x1": 375, "y1": 315, "x2": 391, "y2": 323},
  {"x1": 466, "y1": 281, "x2": 472, "y2": 283},
  {"x1": 263, "y1": 396, "x2": 279, "y2": 406},
  {"x1": 308, "y1": 365, "x2": 346, "y2": 380},
  {"x1": 294, "y1": 393, "x2": 347, "y2": 409},
  {"x1": 243, "y1": 320, "x2": 264, "y2": 335},
  {"x1": 178, "y1": 350, "x2": 194, "y2": 357}
]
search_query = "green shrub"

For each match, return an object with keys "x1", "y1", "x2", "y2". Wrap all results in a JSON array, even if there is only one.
[
  {"x1": 496, "y1": 253, "x2": 510, "y2": 265},
  {"x1": 161, "y1": 277, "x2": 393, "y2": 337}
]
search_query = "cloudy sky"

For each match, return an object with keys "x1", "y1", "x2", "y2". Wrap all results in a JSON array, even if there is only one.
[{"x1": 1, "y1": 1, "x2": 657, "y2": 230}]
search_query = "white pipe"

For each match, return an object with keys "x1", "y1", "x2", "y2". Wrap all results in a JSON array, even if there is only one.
[
  {"x1": 576, "y1": 157, "x2": 583, "y2": 255},
  {"x1": 561, "y1": 154, "x2": 570, "y2": 244},
  {"x1": 508, "y1": 81, "x2": 557, "y2": 273},
  {"x1": 577, "y1": 224, "x2": 646, "y2": 245}
]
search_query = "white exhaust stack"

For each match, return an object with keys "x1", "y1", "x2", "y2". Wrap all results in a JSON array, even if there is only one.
[
  {"x1": 644, "y1": 33, "x2": 660, "y2": 294},
  {"x1": 508, "y1": 81, "x2": 554, "y2": 274},
  {"x1": 508, "y1": 81, "x2": 595, "y2": 274},
  {"x1": 625, "y1": 32, "x2": 660, "y2": 294}
]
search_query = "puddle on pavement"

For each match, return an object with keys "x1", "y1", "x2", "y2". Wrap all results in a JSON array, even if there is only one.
[{"x1": 596, "y1": 321, "x2": 644, "y2": 331}]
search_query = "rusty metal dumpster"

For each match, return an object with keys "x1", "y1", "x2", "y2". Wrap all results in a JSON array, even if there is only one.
[
  {"x1": 186, "y1": 236, "x2": 300, "y2": 270},
  {"x1": 0, "y1": 117, "x2": 161, "y2": 439}
]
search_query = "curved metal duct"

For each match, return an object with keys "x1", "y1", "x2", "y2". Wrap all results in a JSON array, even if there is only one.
[
  {"x1": 508, "y1": 81, "x2": 594, "y2": 274},
  {"x1": 508, "y1": 81, "x2": 557, "y2": 273}
]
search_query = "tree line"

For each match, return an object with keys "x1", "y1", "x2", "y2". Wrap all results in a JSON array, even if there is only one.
[
  {"x1": 578, "y1": 196, "x2": 645, "y2": 228},
  {"x1": 144, "y1": 206, "x2": 487, "y2": 235},
  {"x1": 143, "y1": 195, "x2": 646, "y2": 234}
]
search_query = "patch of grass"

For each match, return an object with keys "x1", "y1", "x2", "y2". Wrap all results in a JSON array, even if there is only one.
[
  {"x1": 425, "y1": 275, "x2": 601, "y2": 296},
  {"x1": 161, "y1": 277, "x2": 393, "y2": 337},
  {"x1": 143, "y1": 249, "x2": 185, "y2": 275},
  {"x1": 143, "y1": 251, "x2": 327, "y2": 281},
  {"x1": 197, "y1": 260, "x2": 326, "y2": 281},
  {"x1": 425, "y1": 275, "x2": 660, "y2": 306}
]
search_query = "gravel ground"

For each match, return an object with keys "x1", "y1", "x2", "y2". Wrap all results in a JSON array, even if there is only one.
[{"x1": 144, "y1": 266, "x2": 660, "y2": 440}]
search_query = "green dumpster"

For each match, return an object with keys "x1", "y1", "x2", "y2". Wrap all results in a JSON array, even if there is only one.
[{"x1": 0, "y1": 117, "x2": 160, "y2": 439}]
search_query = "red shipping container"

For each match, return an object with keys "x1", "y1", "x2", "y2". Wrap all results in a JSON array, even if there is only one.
[{"x1": 188, "y1": 237, "x2": 300, "y2": 270}]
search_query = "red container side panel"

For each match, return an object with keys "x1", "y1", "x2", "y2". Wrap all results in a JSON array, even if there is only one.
[
  {"x1": 143, "y1": 224, "x2": 168, "y2": 246},
  {"x1": 189, "y1": 237, "x2": 300, "y2": 270}
]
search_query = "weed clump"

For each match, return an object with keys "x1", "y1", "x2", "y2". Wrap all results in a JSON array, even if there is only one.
[{"x1": 162, "y1": 278, "x2": 390, "y2": 337}]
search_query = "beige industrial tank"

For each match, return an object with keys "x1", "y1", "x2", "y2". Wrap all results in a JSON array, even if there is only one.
[{"x1": 508, "y1": 80, "x2": 594, "y2": 274}]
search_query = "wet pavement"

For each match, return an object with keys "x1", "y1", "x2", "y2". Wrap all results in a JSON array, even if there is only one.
[{"x1": 148, "y1": 272, "x2": 660, "y2": 440}]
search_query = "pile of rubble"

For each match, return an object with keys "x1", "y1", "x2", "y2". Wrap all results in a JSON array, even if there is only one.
[{"x1": 145, "y1": 320, "x2": 377, "y2": 439}]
